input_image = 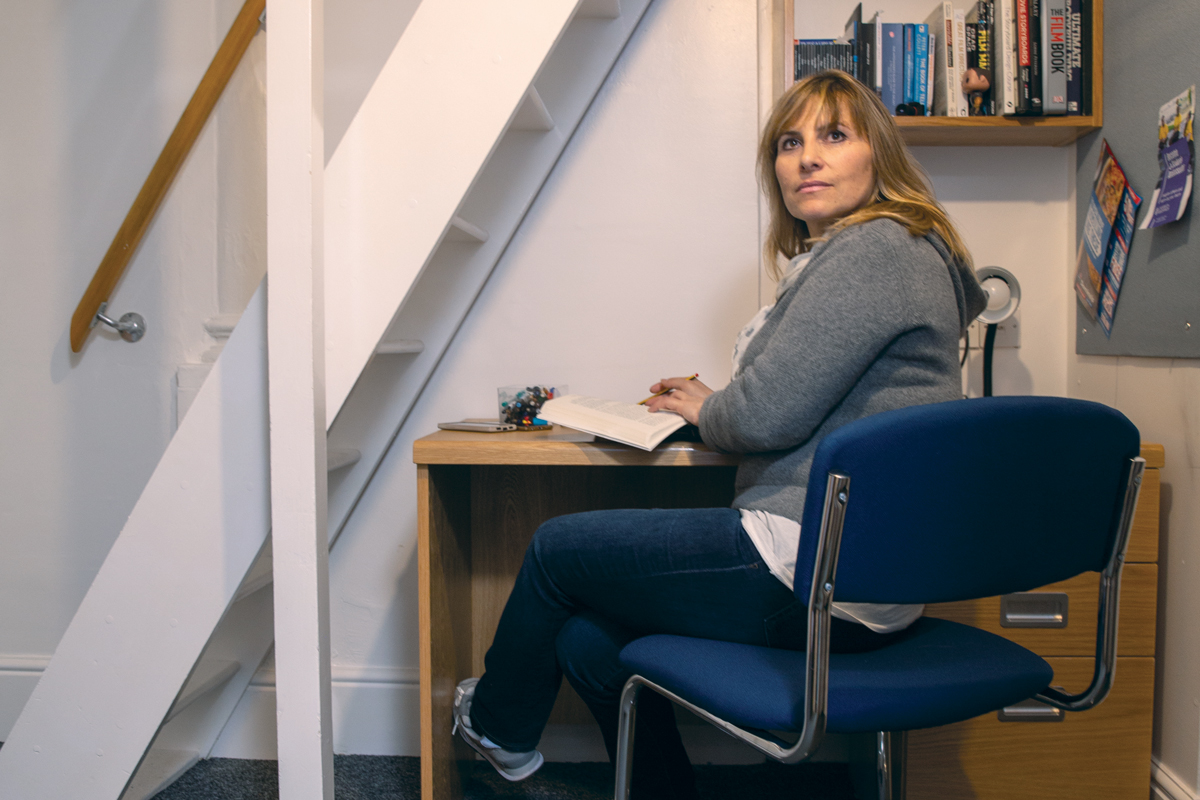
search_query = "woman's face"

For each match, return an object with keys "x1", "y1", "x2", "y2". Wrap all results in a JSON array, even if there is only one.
[{"x1": 774, "y1": 103, "x2": 875, "y2": 238}]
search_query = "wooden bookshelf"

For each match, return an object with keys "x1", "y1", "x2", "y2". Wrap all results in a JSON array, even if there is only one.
[
  {"x1": 895, "y1": 113, "x2": 1101, "y2": 146},
  {"x1": 779, "y1": 0, "x2": 1104, "y2": 147}
]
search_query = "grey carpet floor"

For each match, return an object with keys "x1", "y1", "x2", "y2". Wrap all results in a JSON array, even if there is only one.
[{"x1": 152, "y1": 756, "x2": 857, "y2": 799}]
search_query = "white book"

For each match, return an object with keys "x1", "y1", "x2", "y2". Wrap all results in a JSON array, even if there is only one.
[
  {"x1": 923, "y1": 2, "x2": 958, "y2": 116},
  {"x1": 873, "y1": 12, "x2": 884, "y2": 97},
  {"x1": 954, "y1": 9, "x2": 969, "y2": 116},
  {"x1": 538, "y1": 395, "x2": 687, "y2": 451},
  {"x1": 996, "y1": 0, "x2": 1018, "y2": 114}
]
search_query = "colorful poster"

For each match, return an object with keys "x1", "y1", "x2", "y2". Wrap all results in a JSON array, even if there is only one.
[
  {"x1": 1075, "y1": 140, "x2": 1141, "y2": 336},
  {"x1": 1140, "y1": 85, "x2": 1195, "y2": 229}
]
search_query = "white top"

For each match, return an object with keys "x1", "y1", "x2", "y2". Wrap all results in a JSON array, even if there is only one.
[{"x1": 732, "y1": 254, "x2": 923, "y2": 635}]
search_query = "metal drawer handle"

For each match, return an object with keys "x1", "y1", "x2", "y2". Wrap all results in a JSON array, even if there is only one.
[
  {"x1": 998, "y1": 697, "x2": 1066, "y2": 722},
  {"x1": 1000, "y1": 591, "x2": 1068, "y2": 628}
]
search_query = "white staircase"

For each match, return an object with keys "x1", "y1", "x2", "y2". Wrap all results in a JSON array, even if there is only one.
[{"x1": 0, "y1": 1, "x2": 650, "y2": 798}]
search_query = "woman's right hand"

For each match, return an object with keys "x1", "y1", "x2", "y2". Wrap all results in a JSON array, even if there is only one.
[{"x1": 644, "y1": 377, "x2": 713, "y2": 426}]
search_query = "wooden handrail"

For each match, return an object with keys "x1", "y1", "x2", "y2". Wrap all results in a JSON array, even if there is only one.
[{"x1": 70, "y1": 0, "x2": 266, "y2": 352}]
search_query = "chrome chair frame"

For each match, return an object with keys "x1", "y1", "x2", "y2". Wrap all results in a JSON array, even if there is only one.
[{"x1": 614, "y1": 457, "x2": 1145, "y2": 800}]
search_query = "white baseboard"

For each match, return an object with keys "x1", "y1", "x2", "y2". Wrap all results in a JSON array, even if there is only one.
[
  {"x1": 0, "y1": 655, "x2": 844, "y2": 764},
  {"x1": 0, "y1": 656, "x2": 50, "y2": 740},
  {"x1": 1153, "y1": 758, "x2": 1199, "y2": 800}
]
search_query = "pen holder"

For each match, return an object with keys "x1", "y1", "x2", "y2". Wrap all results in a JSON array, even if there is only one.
[{"x1": 498, "y1": 384, "x2": 564, "y2": 429}]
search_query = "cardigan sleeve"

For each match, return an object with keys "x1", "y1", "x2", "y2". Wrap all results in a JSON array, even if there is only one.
[{"x1": 698, "y1": 221, "x2": 942, "y2": 454}]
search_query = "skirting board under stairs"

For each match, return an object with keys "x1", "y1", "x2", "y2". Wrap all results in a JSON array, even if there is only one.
[
  {"x1": 1154, "y1": 759, "x2": 1200, "y2": 800},
  {"x1": 0, "y1": 657, "x2": 843, "y2": 764}
]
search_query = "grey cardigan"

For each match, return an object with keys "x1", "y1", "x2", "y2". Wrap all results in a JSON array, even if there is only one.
[{"x1": 699, "y1": 218, "x2": 987, "y2": 522}]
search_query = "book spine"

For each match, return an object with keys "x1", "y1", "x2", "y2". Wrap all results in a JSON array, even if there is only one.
[
  {"x1": 881, "y1": 23, "x2": 904, "y2": 113},
  {"x1": 904, "y1": 24, "x2": 916, "y2": 104},
  {"x1": 915, "y1": 24, "x2": 931, "y2": 110},
  {"x1": 944, "y1": 2, "x2": 957, "y2": 115},
  {"x1": 977, "y1": 0, "x2": 995, "y2": 115},
  {"x1": 1065, "y1": 0, "x2": 1082, "y2": 113},
  {"x1": 1028, "y1": 0, "x2": 1043, "y2": 112},
  {"x1": 1079, "y1": 0, "x2": 1092, "y2": 114},
  {"x1": 874, "y1": 14, "x2": 885, "y2": 97},
  {"x1": 1043, "y1": 0, "x2": 1068, "y2": 113},
  {"x1": 965, "y1": 22, "x2": 980, "y2": 115},
  {"x1": 923, "y1": 2, "x2": 954, "y2": 115},
  {"x1": 1015, "y1": 0, "x2": 1033, "y2": 113},
  {"x1": 926, "y1": 30, "x2": 936, "y2": 113},
  {"x1": 996, "y1": 0, "x2": 1017, "y2": 114},
  {"x1": 954, "y1": 9, "x2": 969, "y2": 116},
  {"x1": 860, "y1": 22, "x2": 876, "y2": 91}
]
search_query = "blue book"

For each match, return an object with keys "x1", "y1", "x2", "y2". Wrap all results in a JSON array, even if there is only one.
[
  {"x1": 903, "y1": 24, "x2": 916, "y2": 103},
  {"x1": 880, "y1": 23, "x2": 905, "y2": 114},
  {"x1": 914, "y1": 23, "x2": 930, "y2": 110}
]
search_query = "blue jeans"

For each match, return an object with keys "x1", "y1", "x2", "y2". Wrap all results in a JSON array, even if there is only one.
[{"x1": 469, "y1": 507, "x2": 886, "y2": 798}]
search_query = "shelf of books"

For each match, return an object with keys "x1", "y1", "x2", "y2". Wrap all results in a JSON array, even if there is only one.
[{"x1": 781, "y1": 0, "x2": 1103, "y2": 147}]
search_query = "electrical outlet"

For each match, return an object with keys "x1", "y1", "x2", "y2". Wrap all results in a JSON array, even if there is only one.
[{"x1": 966, "y1": 313, "x2": 1021, "y2": 349}]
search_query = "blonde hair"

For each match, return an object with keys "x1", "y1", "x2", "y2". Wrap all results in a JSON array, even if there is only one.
[{"x1": 758, "y1": 70, "x2": 972, "y2": 279}]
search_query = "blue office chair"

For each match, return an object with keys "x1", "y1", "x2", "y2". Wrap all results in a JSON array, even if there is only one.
[{"x1": 615, "y1": 397, "x2": 1144, "y2": 800}]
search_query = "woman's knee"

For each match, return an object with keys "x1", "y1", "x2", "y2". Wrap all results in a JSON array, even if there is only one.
[{"x1": 555, "y1": 612, "x2": 635, "y2": 706}]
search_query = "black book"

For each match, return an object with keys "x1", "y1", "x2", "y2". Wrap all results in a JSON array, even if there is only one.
[
  {"x1": 1028, "y1": 0, "x2": 1043, "y2": 113},
  {"x1": 966, "y1": 1, "x2": 996, "y2": 115}
]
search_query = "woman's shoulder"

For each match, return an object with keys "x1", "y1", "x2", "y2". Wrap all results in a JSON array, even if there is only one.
[{"x1": 809, "y1": 217, "x2": 941, "y2": 272}]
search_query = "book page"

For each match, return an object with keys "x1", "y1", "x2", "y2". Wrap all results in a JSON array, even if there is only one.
[
  {"x1": 539, "y1": 395, "x2": 687, "y2": 450},
  {"x1": 565, "y1": 396, "x2": 681, "y2": 429}
]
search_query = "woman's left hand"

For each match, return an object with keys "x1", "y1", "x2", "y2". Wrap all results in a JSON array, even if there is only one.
[{"x1": 644, "y1": 376, "x2": 713, "y2": 426}]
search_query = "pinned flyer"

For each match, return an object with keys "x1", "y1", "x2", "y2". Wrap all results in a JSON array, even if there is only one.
[
  {"x1": 1074, "y1": 141, "x2": 1141, "y2": 337},
  {"x1": 1140, "y1": 85, "x2": 1195, "y2": 229}
]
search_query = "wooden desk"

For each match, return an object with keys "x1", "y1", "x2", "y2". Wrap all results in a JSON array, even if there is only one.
[
  {"x1": 414, "y1": 429, "x2": 738, "y2": 800},
  {"x1": 414, "y1": 430, "x2": 1162, "y2": 800}
]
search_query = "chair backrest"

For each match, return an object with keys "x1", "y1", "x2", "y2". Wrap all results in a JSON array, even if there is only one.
[{"x1": 795, "y1": 397, "x2": 1141, "y2": 605}]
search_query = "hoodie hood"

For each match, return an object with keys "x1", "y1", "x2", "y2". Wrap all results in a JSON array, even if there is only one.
[{"x1": 924, "y1": 232, "x2": 987, "y2": 334}]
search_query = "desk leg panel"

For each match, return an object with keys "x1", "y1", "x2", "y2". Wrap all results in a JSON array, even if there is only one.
[{"x1": 419, "y1": 464, "x2": 474, "y2": 800}]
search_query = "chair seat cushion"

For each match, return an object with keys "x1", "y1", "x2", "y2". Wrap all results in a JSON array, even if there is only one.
[{"x1": 618, "y1": 617, "x2": 1055, "y2": 734}]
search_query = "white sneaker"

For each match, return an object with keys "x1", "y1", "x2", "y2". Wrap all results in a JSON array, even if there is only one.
[{"x1": 452, "y1": 677, "x2": 544, "y2": 782}]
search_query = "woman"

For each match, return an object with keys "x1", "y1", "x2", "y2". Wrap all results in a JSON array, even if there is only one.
[{"x1": 452, "y1": 71, "x2": 986, "y2": 797}]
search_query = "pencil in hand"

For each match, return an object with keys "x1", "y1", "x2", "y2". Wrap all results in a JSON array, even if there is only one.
[{"x1": 638, "y1": 373, "x2": 699, "y2": 405}]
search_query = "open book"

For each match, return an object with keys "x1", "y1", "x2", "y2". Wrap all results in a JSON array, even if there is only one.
[{"x1": 538, "y1": 394, "x2": 688, "y2": 451}]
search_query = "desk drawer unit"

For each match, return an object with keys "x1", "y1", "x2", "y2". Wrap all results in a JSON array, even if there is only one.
[{"x1": 906, "y1": 446, "x2": 1161, "y2": 800}]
